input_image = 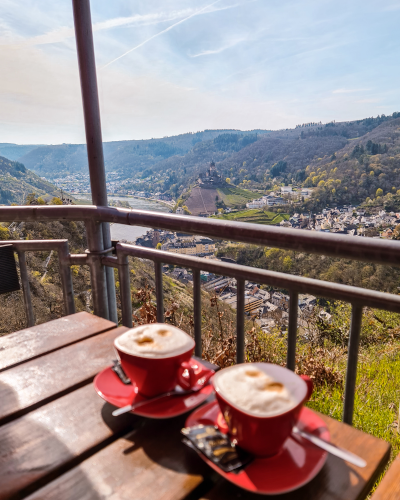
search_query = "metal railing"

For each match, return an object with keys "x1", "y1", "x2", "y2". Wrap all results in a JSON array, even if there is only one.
[{"x1": 1, "y1": 204, "x2": 400, "y2": 425}]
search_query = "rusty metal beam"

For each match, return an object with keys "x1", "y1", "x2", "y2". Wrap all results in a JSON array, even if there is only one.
[{"x1": 1, "y1": 205, "x2": 399, "y2": 267}]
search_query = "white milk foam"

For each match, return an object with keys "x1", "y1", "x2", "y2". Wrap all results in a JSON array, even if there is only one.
[
  {"x1": 217, "y1": 364, "x2": 296, "y2": 417},
  {"x1": 115, "y1": 324, "x2": 194, "y2": 358}
]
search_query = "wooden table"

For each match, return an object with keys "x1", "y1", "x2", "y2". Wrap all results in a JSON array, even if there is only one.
[{"x1": 0, "y1": 313, "x2": 391, "y2": 500}]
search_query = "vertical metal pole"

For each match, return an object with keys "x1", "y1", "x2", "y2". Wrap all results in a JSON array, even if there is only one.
[
  {"x1": 17, "y1": 251, "x2": 35, "y2": 327},
  {"x1": 118, "y1": 253, "x2": 133, "y2": 328},
  {"x1": 85, "y1": 220, "x2": 109, "y2": 319},
  {"x1": 286, "y1": 291, "x2": 298, "y2": 371},
  {"x1": 155, "y1": 261, "x2": 164, "y2": 323},
  {"x1": 72, "y1": 0, "x2": 117, "y2": 323},
  {"x1": 193, "y1": 269, "x2": 202, "y2": 357},
  {"x1": 343, "y1": 305, "x2": 363, "y2": 425},
  {"x1": 102, "y1": 223, "x2": 118, "y2": 324},
  {"x1": 236, "y1": 279, "x2": 245, "y2": 363},
  {"x1": 58, "y1": 243, "x2": 76, "y2": 316}
]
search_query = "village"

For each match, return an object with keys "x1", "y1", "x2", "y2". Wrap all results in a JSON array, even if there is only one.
[{"x1": 132, "y1": 227, "x2": 326, "y2": 334}]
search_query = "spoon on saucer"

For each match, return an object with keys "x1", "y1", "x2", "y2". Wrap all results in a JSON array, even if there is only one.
[
  {"x1": 112, "y1": 373, "x2": 214, "y2": 417},
  {"x1": 292, "y1": 426, "x2": 366, "y2": 468}
]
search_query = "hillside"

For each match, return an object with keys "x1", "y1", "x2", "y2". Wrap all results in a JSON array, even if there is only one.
[
  {"x1": 16, "y1": 129, "x2": 270, "y2": 180},
  {"x1": 5, "y1": 112, "x2": 400, "y2": 208},
  {"x1": 299, "y1": 116, "x2": 400, "y2": 209},
  {"x1": 184, "y1": 185, "x2": 255, "y2": 215},
  {"x1": 0, "y1": 144, "x2": 42, "y2": 161},
  {"x1": 185, "y1": 187, "x2": 218, "y2": 216},
  {"x1": 212, "y1": 209, "x2": 289, "y2": 225},
  {"x1": 0, "y1": 156, "x2": 60, "y2": 205}
]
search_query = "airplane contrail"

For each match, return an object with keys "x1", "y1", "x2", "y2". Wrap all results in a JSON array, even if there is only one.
[{"x1": 102, "y1": 0, "x2": 222, "y2": 69}]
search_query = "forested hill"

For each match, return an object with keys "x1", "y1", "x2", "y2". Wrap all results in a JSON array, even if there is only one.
[
  {"x1": 300, "y1": 116, "x2": 400, "y2": 210},
  {"x1": 0, "y1": 156, "x2": 60, "y2": 205},
  {"x1": 15, "y1": 129, "x2": 270, "y2": 179}
]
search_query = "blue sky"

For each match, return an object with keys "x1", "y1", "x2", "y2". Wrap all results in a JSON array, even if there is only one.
[{"x1": 0, "y1": 0, "x2": 399, "y2": 144}]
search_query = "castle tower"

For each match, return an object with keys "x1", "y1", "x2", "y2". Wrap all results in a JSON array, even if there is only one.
[{"x1": 210, "y1": 160, "x2": 216, "y2": 176}]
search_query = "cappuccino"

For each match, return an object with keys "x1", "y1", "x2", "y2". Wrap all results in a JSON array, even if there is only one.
[
  {"x1": 216, "y1": 364, "x2": 296, "y2": 417},
  {"x1": 115, "y1": 324, "x2": 194, "y2": 358}
]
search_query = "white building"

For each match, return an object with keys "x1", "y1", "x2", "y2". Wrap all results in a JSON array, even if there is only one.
[{"x1": 301, "y1": 188, "x2": 313, "y2": 199}]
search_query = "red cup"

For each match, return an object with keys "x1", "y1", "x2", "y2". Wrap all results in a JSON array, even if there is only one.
[
  {"x1": 114, "y1": 324, "x2": 198, "y2": 398},
  {"x1": 213, "y1": 363, "x2": 313, "y2": 457}
]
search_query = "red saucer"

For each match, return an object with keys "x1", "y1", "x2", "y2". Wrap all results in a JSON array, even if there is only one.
[
  {"x1": 185, "y1": 400, "x2": 329, "y2": 495},
  {"x1": 94, "y1": 358, "x2": 214, "y2": 419}
]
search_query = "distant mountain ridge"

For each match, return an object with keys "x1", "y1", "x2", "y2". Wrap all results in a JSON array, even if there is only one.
[
  {"x1": 14, "y1": 129, "x2": 271, "y2": 180},
  {"x1": 3, "y1": 112, "x2": 400, "y2": 208},
  {"x1": 0, "y1": 144, "x2": 43, "y2": 161}
]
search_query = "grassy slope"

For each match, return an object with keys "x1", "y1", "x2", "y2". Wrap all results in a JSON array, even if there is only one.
[
  {"x1": 216, "y1": 186, "x2": 256, "y2": 207},
  {"x1": 308, "y1": 345, "x2": 400, "y2": 493},
  {"x1": 213, "y1": 208, "x2": 290, "y2": 225}
]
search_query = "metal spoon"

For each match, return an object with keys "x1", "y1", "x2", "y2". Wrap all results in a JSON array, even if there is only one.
[
  {"x1": 292, "y1": 426, "x2": 367, "y2": 468},
  {"x1": 112, "y1": 375, "x2": 213, "y2": 416}
]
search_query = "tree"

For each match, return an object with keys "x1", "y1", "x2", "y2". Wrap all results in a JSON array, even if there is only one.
[
  {"x1": 393, "y1": 225, "x2": 400, "y2": 240},
  {"x1": 156, "y1": 243, "x2": 162, "y2": 250},
  {"x1": 51, "y1": 197, "x2": 63, "y2": 205},
  {"x1": 376, "y1": 188, "x2": 383, "y2": 197},
  {"x1": 283, "y1": 256, "x2": 292, "y2": 270},
  {"x1": 25, "y1": 193, "x2": 36, "y2": 205},
  {"x1": 37, "y1": 197, "x2": 46, "y2": 205},
  {"x1": 0, "y1": 225, "x2": 10, "y2": 240},
  {"x1": 226, "y1": 178, "x2": 231, "y2": 184}
]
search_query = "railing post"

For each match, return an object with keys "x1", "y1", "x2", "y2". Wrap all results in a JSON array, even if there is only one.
[
  {"x1": 58, "y1": 242, "x2": 76, "y2": 316},
  {"x1": 286, "y1": 291, "x2": 298, "y2": 371},
  {"x1": 155, "y1": 261, "x2": 164, "y2": 323},
  {"x1": 85, "y1": 220, "x2": 109, "y2": 319},
  {"x1": 72, "y1": 0, "x2": 117, "y2": 324},
  {"x1": 102, "y1": 223, "x2": 118, "y2": 324},
  {"x1": 17, "y1": 251, "x2": 35, "y2": 327},
  {"x1": 193, "y1": 269, "x2": 202, "y2": 357},
  {"x1": 343, "y1": 304, "x2": 363, "y2": 425},
  {"x1": 118, "y1": 253, "x2": 133, "y2": 328},
  {"x1": 236, "y1": 278, "x2": 245, "y2": 363}
]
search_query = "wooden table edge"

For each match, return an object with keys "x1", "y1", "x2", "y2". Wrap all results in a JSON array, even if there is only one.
[{"x1": 0, "y1": 313, "x2": 116, "y2": 373}]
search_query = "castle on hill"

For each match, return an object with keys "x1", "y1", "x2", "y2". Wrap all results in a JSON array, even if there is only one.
[{"x1": 197, "y1": 161, "x2": 225, "y2": 187}]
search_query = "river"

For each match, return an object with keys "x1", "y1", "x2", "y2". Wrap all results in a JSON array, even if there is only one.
[{"x1": 79, "y1": 195, "x2": 171, "y2": 243}]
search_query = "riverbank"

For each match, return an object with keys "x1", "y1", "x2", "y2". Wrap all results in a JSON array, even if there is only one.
[{"x1": 73, "y1": 193, "x2": 174, "y2": 209}]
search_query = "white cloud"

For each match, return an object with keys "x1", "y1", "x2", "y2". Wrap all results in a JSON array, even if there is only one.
[
  {"x1": 332, "y1": 88, "x2": 372, "y2": 94},
  {"x1": 101, "y1": 0, "x2": 223, "y2": 68},
  {"x1": 190, "y1": 37, "x2": 247, "y2": 57},
  {"x1": 1, "y1": 9, "x2": 197, "y2": 48}
]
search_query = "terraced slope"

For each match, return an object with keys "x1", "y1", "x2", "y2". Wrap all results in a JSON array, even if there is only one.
[
  {"x1": 212, "y1": 209, "x2": 289, "y2": 225},
  {"x1": 185, "y1": 187, "x2": 218, "y2": 215}
]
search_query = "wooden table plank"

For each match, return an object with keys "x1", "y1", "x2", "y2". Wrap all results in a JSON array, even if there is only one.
[
  {"x1": 0, "y1": 312, "x2": 116, "y2": 372},
  {"x1": 25, "y1": 415, "x2": 211, "y2": 500},
  {"x1": 200, "y1": 413, "x2": 390, "y2": 500},
  {"x1": 0, "y1": 383, "x2": 139, "y2": 500},
  {"x1": 370, "y1": 454, "x2": 400, "y2": 500},
  {"x1": 0, "y1": 326, "x2": 128, "y2": 425}
]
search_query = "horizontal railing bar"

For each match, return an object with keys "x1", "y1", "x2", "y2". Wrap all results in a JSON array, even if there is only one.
[
  {"x1": 1, "y1": 206, "x2": 400, "y2": 267},
  {"x1": 103, "y1": 255, "x2": 118, "y2": 267},
  {"x1": 115, "y1": 243, "x2": 400, "y2": 313},
  {"x1": 0, "y1": 239, "x2": 69, "y2": 251},
  {"x1": 68, "y1": 254, "x2": 88, "y2": 266}
]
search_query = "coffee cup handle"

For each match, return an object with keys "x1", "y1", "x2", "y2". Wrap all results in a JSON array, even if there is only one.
[
  {"x1": 300, "y1": 375, "x2": 313, "y2": 401},
  {"x1": 177, "y1": 361, "x2": 199, "y2": 390}
]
